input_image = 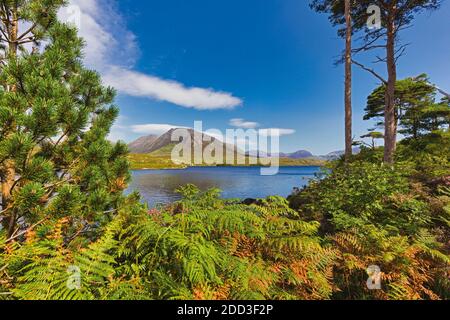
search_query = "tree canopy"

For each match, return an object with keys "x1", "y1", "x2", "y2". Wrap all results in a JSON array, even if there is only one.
[
  {"x1": 0, "y1": 0, "x2": 130, "y2": 238},
  {"x1": 364, "y1": 74, "x2": 450, "y2": 139}
]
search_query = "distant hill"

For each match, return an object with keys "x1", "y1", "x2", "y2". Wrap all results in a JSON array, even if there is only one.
[
  {"x1": 128, "y1": 135, "x2": 159, "y2": 154},
  {"x1": 128, "y1": 128, "x2": 239, "y2": 158},
  {"x1": 246, "y1": 150, "x2": 270, "y2": 158},
  {"x1": 127, "y1": 130, "x2": 358, "y2": 169},
  {"x1": 129, "y1": 130, "x2": 362, "y2": 161},
  {"x1": 128, "y1": 129, "x2": 326, "y2": 169},
  {"x1": 246, "y1": 150, "x2": 314, "y2": 159},
  {"x1": 247, "y1": 148, "x2": 362, "y2": 161},
  {"x1": 318, "y1": 147, "x2": 361, "y2": 161},
  {"x1": 279, "y1": 150, "x2": 314, "y2": 159}
]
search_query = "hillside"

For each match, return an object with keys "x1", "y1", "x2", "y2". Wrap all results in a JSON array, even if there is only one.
[
  {"x1": 127, "y1": 129, "x2": 327, "y2": 169},
  {"x1": 281, "y1": 150, "x2": 314, "y2": 159},
  {"x1": 247, "y1": 150, "x2": 314, "y2": 159},
  {"x1": 128, "y1": 135, "x2": 159, "y2": 154},
  {"x1": 128, "y1": 128, "x2": 238, "y2": 154}
]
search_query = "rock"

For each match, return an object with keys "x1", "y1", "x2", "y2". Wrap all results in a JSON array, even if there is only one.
[{"x1": 242, "y1": 198, "x2": 258, "y2": 206}]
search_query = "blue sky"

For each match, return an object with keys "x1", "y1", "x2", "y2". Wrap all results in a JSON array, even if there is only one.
[{"x1": 65, "y1": 0, "x2": 450, "y2": 154}]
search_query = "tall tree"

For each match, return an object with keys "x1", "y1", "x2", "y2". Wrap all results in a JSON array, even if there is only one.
[
  {"x1": 344, "y1": 0, "x2": 353, "y2": 161},
  {"x1": 310, "y1": 0, "x2": 354, "y2": 161},
  {"x1": 311, "y1": 0, "x2": 442, "y2": 164},
  {"x1": 0, "y1": 1, "x2": 130, "y2": 238},
  {"x1": 0, "y1": 0, "x2": 20, "y2": 236}
]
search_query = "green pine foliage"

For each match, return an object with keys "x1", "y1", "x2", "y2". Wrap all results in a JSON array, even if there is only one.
[
  {"x1": 364, "y1": 74, "x2": 450, "y2": 140},
  {"x1": 0, "y1": 1, "x2": 130, "y2": 238}
]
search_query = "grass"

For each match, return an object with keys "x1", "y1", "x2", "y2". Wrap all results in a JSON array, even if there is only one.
[{"x1": 128, "y1": 152, "x2": 326, "y2": 170}]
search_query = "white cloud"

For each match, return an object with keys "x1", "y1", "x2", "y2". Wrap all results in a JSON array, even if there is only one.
[
  {"x1": 58, "y1": 0, "x2": 242, "y2": 110},
  {"x1": 59, "y1": 0, "x2": 138, "y2": 69},
  {"x1": 103, "y1": 67, "x2": 242, "y2": 110},
  {"x1": 259, "y1": 128, "x2": 296, "y2": 137},
  {"x1": 229, "y1": 118, "x2": 260, "y2": 129}
]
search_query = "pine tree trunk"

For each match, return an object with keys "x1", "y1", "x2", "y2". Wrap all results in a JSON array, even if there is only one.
[
  {"x1": 1, "y1": 7, "x2": 18, "y2": 237},
  {"x1": 384, "y1": 7, "x2": 397, "y2": 165},
  {"x1": 344, "y1": 0, "x2": 353, "y2": 162}
]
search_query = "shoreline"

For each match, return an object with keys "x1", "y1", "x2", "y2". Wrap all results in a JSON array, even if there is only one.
[
  {"x1": 128, "y1": 153, "x2": 327, "y2": 171},
  {"x1": 130, "y1": 164, "x2": 325, "y2": 171}
]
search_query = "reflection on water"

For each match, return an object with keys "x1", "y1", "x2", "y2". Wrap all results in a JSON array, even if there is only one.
[{"x1": 126, "y1": 166, "x2": 322, "y2": 207}]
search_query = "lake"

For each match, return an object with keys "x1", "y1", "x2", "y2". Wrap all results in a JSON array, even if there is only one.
[{"x1": 126, "y1": 166, "x2": 322, "y2": 206}]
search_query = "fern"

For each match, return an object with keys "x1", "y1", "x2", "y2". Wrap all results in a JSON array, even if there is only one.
[{"x1": 2, "y1": 176, "x2": 448, "y2": 300}]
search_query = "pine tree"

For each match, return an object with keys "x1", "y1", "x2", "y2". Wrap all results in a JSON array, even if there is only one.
[
  {"x1": 311, "y1": 0, "x2": 442, "y2": 164},
  {"x1": 344, "y1": 0, "x2": 353, "y2": 162},
  {"x1": 310, "y1": 0, "x2": 354, "y2": 162},
  {"x1": 0, "y1": 1, "x2": 130, "y2": 238},
  {"x1": 364, "y1": 74, "x2": 449, "y2": 139}
]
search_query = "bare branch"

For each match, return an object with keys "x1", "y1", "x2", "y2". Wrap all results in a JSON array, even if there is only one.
[
  {"x1": 394, "y1": 44, "x2": 410, "y2": 63},
  {"x1": 0, "y1": 26, "x2": 9, "y2": 42},
  {"x1": 352, "y1": 59, "x2": 387, "y2": 84},
  {"x1": 395, "y1": 47, "x2": 407, "y2": 63},
  {"x1": 0, "y1": 205, "x2": 12, "y2": 216},
  {"x1": 373, "y1": 55, "x2": 387, "y2": 64},
  {"x1": 352, "y1": 31, "x2": 386, "y2": 55},
  {"x1": 436, "y1": 87, "x2": 450, "y2": 100},
  {"x1": 17, "y1": 22, "x2": 37, "y2": 41},
  {"x1": 5, "y1": 218, "x2": 48, "y2": 243},
  {"x1": 17, "y1": 38, "x2": 35, "y2": 45},
  {"x1": 352, "y1": 44, "x2": 386, "y2": 54}
]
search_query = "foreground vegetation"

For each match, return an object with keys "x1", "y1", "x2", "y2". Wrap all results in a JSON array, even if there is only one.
[
  {"x1": 1, "y1": 132, "x2": 449, "y2": 300},
  {"x1": 1, "y1": 0, "x2": 449, "y2": 301}
]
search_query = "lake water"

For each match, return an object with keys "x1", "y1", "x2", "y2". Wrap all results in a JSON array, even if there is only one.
[{"x1": 126, "y1": 166, "x2": 322, "y2": 206}]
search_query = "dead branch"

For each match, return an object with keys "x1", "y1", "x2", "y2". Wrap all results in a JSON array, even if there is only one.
[{"x1": 352, "y1": 59, "x2": 387, "y2": 84}]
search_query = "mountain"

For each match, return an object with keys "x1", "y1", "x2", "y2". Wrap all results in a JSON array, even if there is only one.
[
  {"x1": 246, "y1": 150, "x2": 314, "y2": 159},
  {"x1": 128, "y1": 131, "x2": 327, "y2": 169},
  {"x1": 128, "y1": 135, "x2": 158, "y2": 154},
  {"x1": 246, "y1": 150, "x2": 270, "y2": 158},
  {"x1": 128, "y1": 128, "x2": 239, "y2": 156},
  {"x1": 129, "y1": 131, "x2": 360, "y2": 163},
  {"x1": 246, "y1": 148, "x2": 363, "y2": 161},
  {"x1": 319, "y1": 147, "x2": 361, "y2": 161},
  {"x1": 280, "y1": 150, "x2": 314, "y2": 159},
  {"x1": 319, "y1": 151, "x2": 343, "y2": 161}
]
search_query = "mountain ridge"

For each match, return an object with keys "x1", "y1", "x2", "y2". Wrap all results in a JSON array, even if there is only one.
[
  {"x1": 128, "y1": 134, "x2": 159, "y2": 154},
  {"x1": 128, "y1": 128, "x2": 239, "y2": 155},
  {"x1": 128, "y1": 129, "x2": 359, "y2": 160}
]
